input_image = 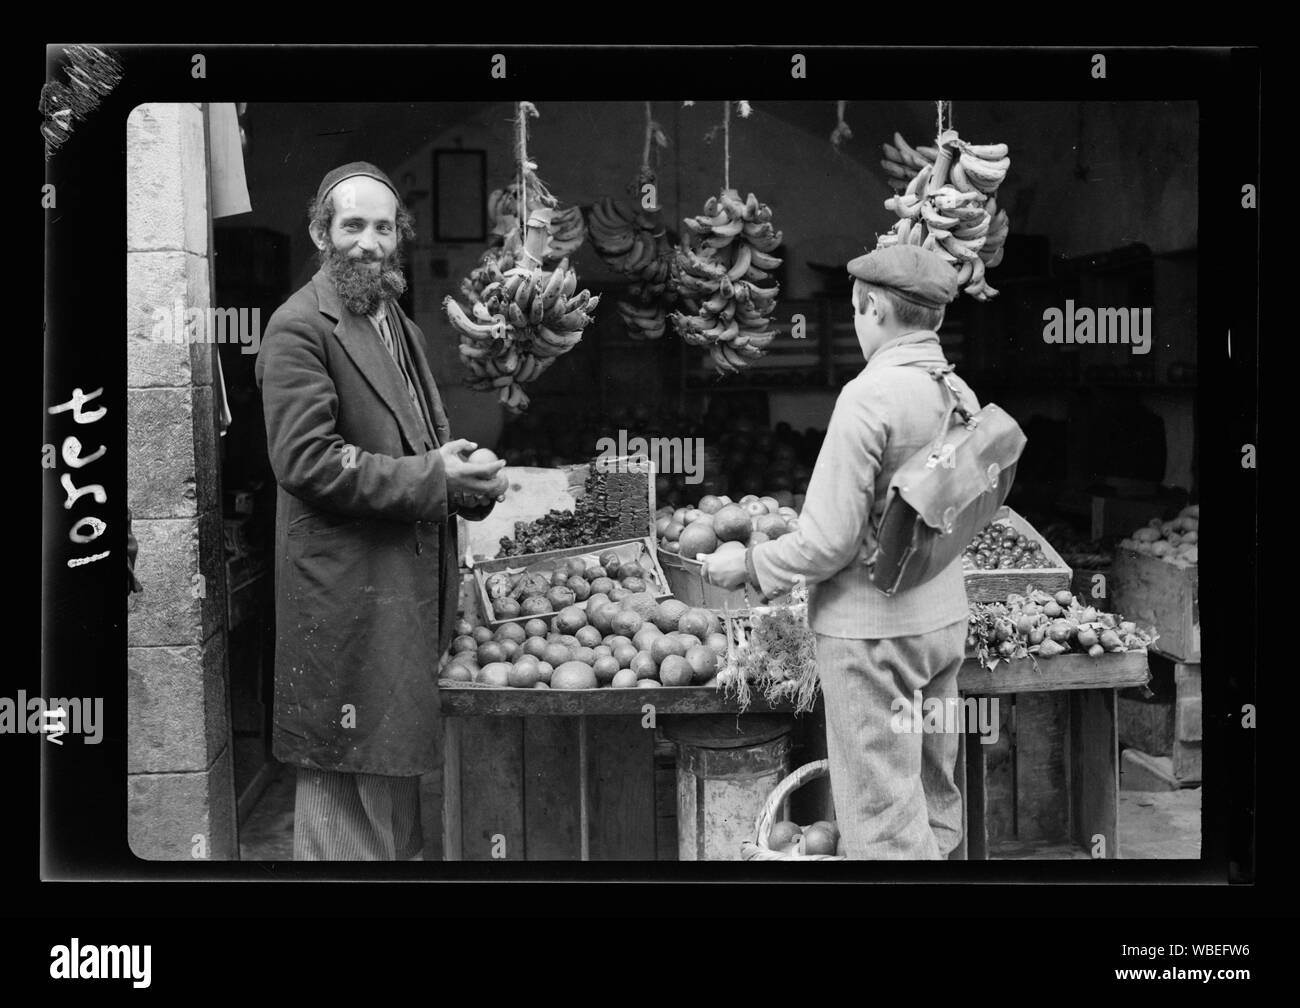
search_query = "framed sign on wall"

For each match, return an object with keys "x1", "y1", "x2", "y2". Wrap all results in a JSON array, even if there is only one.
[{"x1": 433, "y1": 148, "x2": 486, "y2": 243}]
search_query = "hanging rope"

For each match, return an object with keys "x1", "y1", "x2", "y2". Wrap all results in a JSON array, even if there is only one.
[
  {"x1": 830, "y1": 99, "x2": 853, "y2": 148},
  {"x1": 642, "y1": 100, "x2": 654, "y2": 167},
  {"x1": 723, "y1": 99, "x2": 731, "y2": 191}
]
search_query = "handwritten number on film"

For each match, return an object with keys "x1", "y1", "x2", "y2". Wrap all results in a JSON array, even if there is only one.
[{"x1": 46, "y1": 388, "x2": 109, "y2": 567}]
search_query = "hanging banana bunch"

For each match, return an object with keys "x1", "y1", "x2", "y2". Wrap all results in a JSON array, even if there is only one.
[
  {"x1": 446, "y1": 101, "x2": 599, "y2": 413},
  {"x1": 588, "y1": 106, "x2": 676, "y2": 340},
  {"x1": 668, "y1": 187, "x2": 782, "y2": 374},
  {"x1": 877, "y1": 129, "x2": 1011, "y2": 301}
]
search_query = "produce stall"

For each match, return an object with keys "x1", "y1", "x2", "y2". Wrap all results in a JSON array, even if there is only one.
[
  {"x1": 439, "y1": 467, "x2": 1154, "y2": 860},
  {"x1": 413, "y1": 97, "x2": 1198, "y2": 862}
]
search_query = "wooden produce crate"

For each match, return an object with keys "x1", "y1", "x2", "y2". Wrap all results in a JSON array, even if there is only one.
[
  {"x1": 472, "y1": 536, "x2": 670, "y2": 629},
  {"x1": 657, "y1": 547, "x2": 752, "y2": 613},
  {"x1": 963, "y1": 506, "x2": 1073, "y2": 603},
  {"x1": 1110, "y1": 548, "x2": 1199, "y2": 663}
]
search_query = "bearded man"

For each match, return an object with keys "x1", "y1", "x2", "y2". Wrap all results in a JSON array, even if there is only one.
[{"x1": 256, "y1": 162, "x2": 506, "y2": 860}]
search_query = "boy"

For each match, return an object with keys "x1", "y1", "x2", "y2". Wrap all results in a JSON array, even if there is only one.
[{"x1": 702, "y1": 244, "x2": 978, "y2": 859}]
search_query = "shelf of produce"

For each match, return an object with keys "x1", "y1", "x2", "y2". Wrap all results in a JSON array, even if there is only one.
[{"x1": 441, "y1": 650, "x2": 1146, "y2": 861}]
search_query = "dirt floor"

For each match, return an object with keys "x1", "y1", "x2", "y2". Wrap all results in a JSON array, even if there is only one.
[{"x1": 239, "y1": 761, "x2": 1201, "y2": 862}]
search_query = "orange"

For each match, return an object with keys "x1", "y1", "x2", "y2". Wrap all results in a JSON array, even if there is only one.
[
  {"x1": 592, "y1": 655, "x2": 621, "y2": 685},
  {"x1": 541, "y1": 642, "x2": 571, "y2": 668},
  {"x1": 676, "y1": 608, "x2": 717, "y2": 639},
  {"x1": 555, "y1": 605, "x2": 588, "y2": 635},
  {"x1": 712, "y1": 504, "x2": 753, "y2": 543},
  {"x1": 678, "y1": 523, "x2": 720, "y2": 560},
  {"x1": 476, "y1": 641, "x2": 506, "y2": 665},
  {"x1": 575, "y1": 625, "x2": 603, "y2": 648},
  {"x1": 610, "y1": 610, "x2": 643, "y2": 638},
  {"x1": 658, "y1": 654, "x2": 692, "y2": 687},
  {"x1": 550, "y1": 661, "x2": 598, "y2": 690},
  {"x1": 685, "y1": 645, "x2": 718, "y2": 684},
  {"x1": 630, "y1": 652, "x2": 658, "y2": 680},
  {"x1": 475, "y1": 662, "x2": 511, "y2": 687},
  {"x1": 650, "y1": 633, "x2": 687, "y2": 665},
  {"x1": 610, "y1": 669, "x2": 638, "y2": 689},
  {"x1": 508, "y1": 662, "x2": 541, "y2": 688},
  {"x1": 654, "y1": 599, "x2": 690, "y2": 633}
]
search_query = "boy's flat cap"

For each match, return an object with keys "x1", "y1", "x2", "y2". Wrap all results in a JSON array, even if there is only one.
[{"x1": 846, "y1": 244, "x2": 958, "y2": 309}]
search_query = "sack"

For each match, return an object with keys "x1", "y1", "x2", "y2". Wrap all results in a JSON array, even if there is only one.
[{"x1": 866, "y1": 364, "x2": 1026, "y2": 596}]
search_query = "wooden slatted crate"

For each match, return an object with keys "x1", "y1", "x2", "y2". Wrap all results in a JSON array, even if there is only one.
[
  {"x1": 963, "y1": 506, "x2": 1073, "y2": 603},
  {"x1": 1110, "y1": 548, "x2": 1200, "y2": 663}
]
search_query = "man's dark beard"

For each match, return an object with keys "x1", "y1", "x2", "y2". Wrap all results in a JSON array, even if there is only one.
[{"x1": 322, "y1": 244, "x2": 408, "y2": 316}]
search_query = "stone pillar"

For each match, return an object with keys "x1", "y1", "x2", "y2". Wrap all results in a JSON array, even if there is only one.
[{"x1": 126, "y1": 102, "x2": 237, "y2": 860}]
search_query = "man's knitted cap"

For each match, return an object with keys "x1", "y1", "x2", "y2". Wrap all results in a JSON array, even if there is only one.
[{"x1": 315, "y1": 161, "x2": 400, "y2": 205}]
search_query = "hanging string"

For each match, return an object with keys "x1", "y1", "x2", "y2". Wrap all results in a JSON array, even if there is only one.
[
  {"x1": 830, "y1": 99, "x2": 853, "y2": 148},
  {"x1": 935, "y1": 99, "x2": 944, "y2": 142},
  {"x1": 642, "y1": 100, "x2": 654, "y2": 167},
  {"x1": 723, "y1": 100, "x2": 731, "y2": 191}
]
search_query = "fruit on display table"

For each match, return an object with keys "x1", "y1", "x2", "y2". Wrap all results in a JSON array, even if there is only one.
[
  {"x1": 669, "y1": 188, "x2": 783, "y2": 374},
  {"x1": 657, "y1": 493, "x2": 801, "y2": 558},
  {"x1": 1118, "y1": 505, "x2": 1198, "y2": 567},
  {"x1": 441, "y1": 596, "x2": 730, "y2": 689},
  {"x1": 479, "y1": 540, "x2": 666, "y2": 623},
  {"x1": 961, "y1": 518, "x2": 1057, "y2": 571},
  {"x1": 768, "y1": 819, "x2": 840, "y2": 856},
  {"x1": 967, "y1": 589, "x2": 1156, "y2": 667}
]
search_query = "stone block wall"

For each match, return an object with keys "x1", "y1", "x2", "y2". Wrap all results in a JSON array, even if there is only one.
[{"x1": 126, "y1": 102, "x2": 236, "y2": 860}]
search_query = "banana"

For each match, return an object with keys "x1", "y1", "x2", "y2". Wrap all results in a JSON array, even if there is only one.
[
  {"x1": 894, "y1": 132, "x2": 928, "y2": 170},
  {"x1": 945, "y1": 203, "x2": 987, "y2": 223},
  {"x1": 916, "y1": 145, "x2": 939, "y2": 162},
  {"x1": 719, "y1": 342, "x2": 748, "y2": 368},
  {"x1": 882, "y1": 142, "x2": 903, "y2": 163},
  {"x1": 931, "y1": 242, "x2": 958, "y2": 265},
  {"x1": 506, "y1": 303, "x2": 526, "y2": 329},
  {"x1": 964, "y1": 279, "x2": 987, "y2": 297},
  {"x1": 458, "y1": 342, "x2": 488, "y2": 359},
  {"x1": 499, "y1": 347, "x2": 519, "y2": 374},
  {"x1": 940, "y1": 233, "x2": 980, "y2": 262},
  {"x1": 471, "y1": 300, "x2": 493, "y2": 323},
  {"x1": 955, "y1": 260, "x2": 974, "y2": 285},
  {"x1": 743, "y1": 192, "x2": 760, "y2": 221},
  {"x1": 909, "y1": 223, "x2": 925, "y2": 246},
  {"x1": 959, "y1": 152, "x2": 1010, "y2": 192},
  {"x1": 560, "y1": 270, "x2": 577, "y2": 299},
  {"x1": 606, "y1": 198, "x2": 637, "y2": 225},
  {"x1": 750, "y1": 248, "x2": 783, "y2": 270},
  {"x1": 921, "y1": 202, "x2": 959, "y2": 231},
  {"x1": 703, "y1": 196, "x2": 719, "y2": 216},
  {"x1": 896, "y1": 218, "x2": 914, "y2": 245},
  {"x1": 710, "y1": 217, "x2": 745, "y2": 238},
  {"x1": 964, "y1": 142, "x2": 1009, "y2": 161},
  {"x1": 702, "y1": 290, "x2": 730, "y2": 315},
  {"x1": 876, "y1": 232, "x2": 900, "y2": 249},
  {"x1": 726, "y1": 243, "x2": 753, "y2": 281},
  {"x1": 985, "y1": 196, "x2": 998, "y2": 218},
  {"x1": 593, "y1": 226, "x2": 634, "y2": 255},
  {"x1": 703, "y1": 318, "x2": 740, "y2": 342},
  {"x1": 904, "y1": 164, "x2": 931, "y2": 199},
  {"x1": 540, "y1": 262, "x2": 567, "y2": 310},
  {"x1": 718, "y1": 190, "x2": 747, "y2": 219},
  {"x1": 969, "y1": 257, "x2": 986, "y2": 286},
  {"x1": 981, "y1": 282, "x2": 999, "y2": 299},
  {"x1": 749, "y1": 230, "x2": 783, "y2": 253},
  {"x1": 932, "y1": 189, "x2": 986, "y2": 211},
  {"x1": 618, "y1": 299, "x2": 660, "y2": 320},
  {"x1": 953, "y1": 216, "x2": 991, "y2": 240},
  {"x1": 528, "y1": 293, "x2": 545, "y2": 325},
  {"x1": 880, "y1": 159, "x2": 909, "y2": 180},
  {"x1": 551, "y1": 308, "x2": 592, "y2": 332},
  {"x1": 444, "y1": 297, "x2": 505, "y2": 341},
  {"x1": 709, "y1": 344, "x2": 738, "y2": 373},
  {"x1": 984, "y1": 246, "x2": 1005, "y2": 269},
  {"x1": 502, "y1": 273, "x2": 524, "y2": 303},
  {"x1": 948, "y1": 159, "x2": 976, "y2": 194},
  {"x1": 515, "y1": 355, "x2": 538, "y2": 383},
  {"x1": 746, "y1": 285, "x2": 778, "y2": 308}
]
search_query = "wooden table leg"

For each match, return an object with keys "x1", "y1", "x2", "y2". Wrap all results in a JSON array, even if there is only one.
[
  {"x1": 950, "y1": 723, "x2": 969, "y2": 860},
  {"x1": 1070, "y1": 689, "x2": 1119, "y2": 858},
  {"x1": 578, "y1": 715, "x2": 590, "y2": 862},
  {"x1": 441, "y1": 717, "x2": 462, "y2": 861},
  {"x1": 964, "y1": 720, "x2": 989, "y2": 860}
]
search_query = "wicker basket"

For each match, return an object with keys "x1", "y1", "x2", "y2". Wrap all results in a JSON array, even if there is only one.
[{"x1": 740, "y1": 759, "x2": 846, "y2": 861}]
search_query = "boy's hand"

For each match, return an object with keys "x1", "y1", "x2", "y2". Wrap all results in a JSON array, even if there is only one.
[{"x1": 700, "y1": 547, "x2": 749, "y2": 590}]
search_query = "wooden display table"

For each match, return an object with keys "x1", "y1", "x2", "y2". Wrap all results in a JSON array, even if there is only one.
[{"x1": 439, "y1": 651, "x2": 1149, "y2": 861}]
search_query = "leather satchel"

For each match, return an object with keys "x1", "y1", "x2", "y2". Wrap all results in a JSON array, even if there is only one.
[{"x1": 866, "y1": 364, "x2": 1027, "y2": 596}]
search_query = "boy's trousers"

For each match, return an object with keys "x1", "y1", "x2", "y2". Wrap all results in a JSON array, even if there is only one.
[{"x1": 815, "y1": 620, "x2": 967, "y2": 860}]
